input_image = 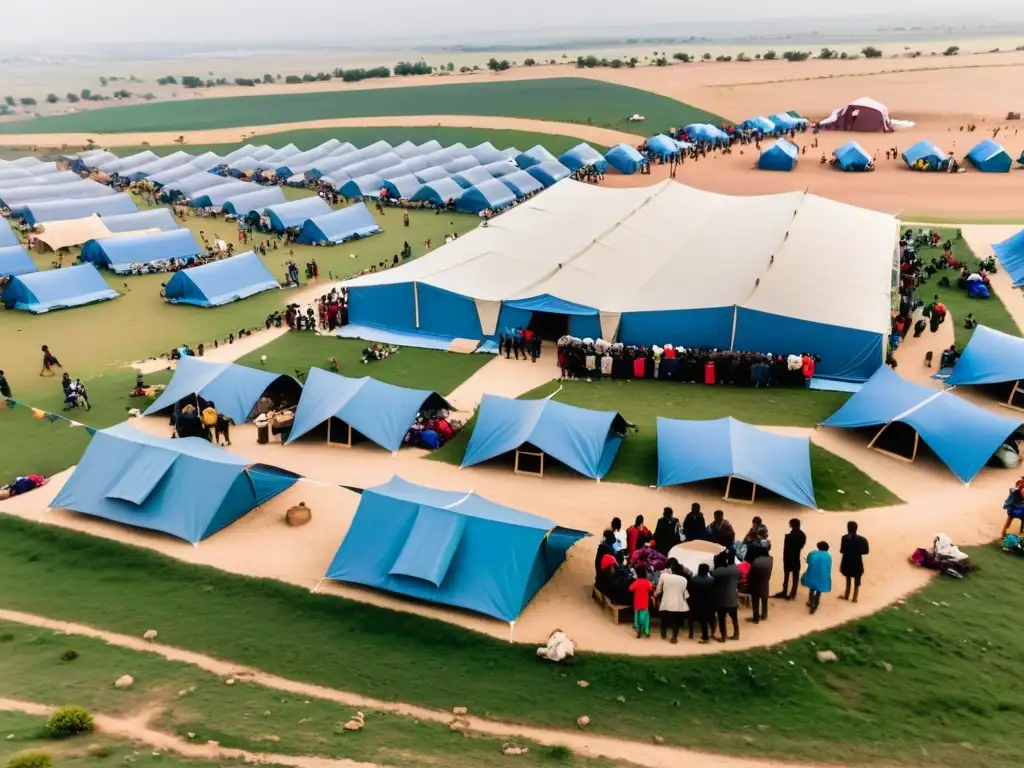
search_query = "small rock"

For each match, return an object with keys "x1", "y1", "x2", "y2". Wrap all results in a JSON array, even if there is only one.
[
  {"x1": 501, "y1": 744, "x2": 529, "y2": 756},
  {"x1": 576, "y1": 680, "x2": 590, "y2": 688},
  {"x1": 263, "y1": 711, "x2": 271, "y2": 717},
  {"x1": 576, "y1": 715, "x2": 590, "y2": 729},
  {"x1": 262, "y1": 735, "x2": 280, "y2": 743},
  {"x1": 207, "y1": 741, "x2": 219, "y2": 747},
  {"x1": 343, "y1": 719, "x2": 364, "y2": 731},
  {"x1": 960, "y1": 743, "x2": 974, "y2": 751},
  {"x1": 5, "y1": 735, "x2": 13, "y2": 740},
  {"x1": 452, "y1": 706, "x2": 468, "y2": 716},
  {"x1": 615, "y1": 695, "x2": 626, "y2": 703},
  {"x1": 225, "y1": 679, "x2": 235, "y2": 686},
  {"x1": 298, "y1": 717, "x2": 311, "y2": 724},
  {"x1": 186, "y1": 733, "x2": 195, "y2": 740},
  {"x1": 142, "y1": 630, "x2": 158, "y2": 641},
  {"x1": 880, "y1": 661, "x2": 893, "y2": 672},
  {"x1": 151, "y1": 752, "x2": 160, "y2": 757},
  {"x1": 816, "y1": 650, "x2": 839, "y2": 663},
  {"x1": 114, "y1": 674, "x2": 134, "y2": 689},
  {"x1": 653, "y1": 735, "x2": 664, "y2": 744}
]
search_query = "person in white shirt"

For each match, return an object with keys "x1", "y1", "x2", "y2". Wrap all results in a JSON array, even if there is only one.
[{"x1": 656, "y1": 560, "x2": 689, "y2": 644}]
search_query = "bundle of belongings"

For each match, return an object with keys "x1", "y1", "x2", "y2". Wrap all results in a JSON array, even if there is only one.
[
  {"x1": 361, "y1": 344, "x2": 399, "y2": 364},
  {"x1": 536, "y1": 629, "x2": 576, "y2": 663},
  {"x1": 404, "y1": 413, "x2": 461, "y2": 450},
  {"x1": 909, "y1": 534, "x2": 975, "y2": 578},
  {"x1": 1002, "y1": 533, "x2": 1024, "y2": 557}
]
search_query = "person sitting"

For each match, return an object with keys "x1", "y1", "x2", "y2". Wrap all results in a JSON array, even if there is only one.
[
  {"x1": 595, "y1": 554, "x2": 633, "y2": 605},
  {"x1": 626, "y1": 514, "x2": 652, "y2": 554},
  {"x1": 940, "y1": 345, "x2": 959, "y2": 369},
  {"x1": 594, "y1": 530, "x2": 621, "y2": 574},
  {"x1": 963, "y1": 313, "x2": 977, "y2": 330}
]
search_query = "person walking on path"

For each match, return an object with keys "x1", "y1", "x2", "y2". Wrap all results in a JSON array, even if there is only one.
[
  {"x1": 40, "y1": 345, "x2": 62, "y2": 377},
  {"x1": 839, "y1": 521, "x2": 869, "y2": 603},
  {"x1": 655, "y1": 560, "x2": 689, "y2": 644},
  {"x1": 776, "y1": 518, "x2": 807, "y2": 601},
  {"x1": 802, "y1": 541, "x2": 833, "y2": 613},
  {"x1": 712, "y1": 552, "x2": 741, "y2": 642}
]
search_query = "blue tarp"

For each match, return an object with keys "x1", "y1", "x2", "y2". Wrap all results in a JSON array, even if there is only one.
[
  {"x1": 339, "y1": 174, "x2": 384, "y2": 199},
  {"x1": 164, "y1": 252, "x2": 278, "y2": 307},
  {"x1": 264, "y1": 196, "x2": 333, "y2": 232},
  {"x1": 295, "y1": 203, "x2": 382, "y2": 245},
  {"x1": 461, "y1": 393, "x2": 627, "y2": 479},
  {"x1": 411, "y1": 178, "x2": 465, "y2": 206},
  {"x1": 525, "y1": 160, "x2": 571, "y2": 187},
  {"x1": 220, "y1": 187, "x2": 287, "y2": 217},
  {"x1": 287, "y1": 367, "x2": 451, "y2": 451},
  {"x1": 468, "y1": 142, "x2": 509, "y2": 164},
  {"x1": 656, "y1": 416, "x2": 817, "y2": 508},
  {"x1": 323, "y1": 475, "x2": 587, "y2": 622},
  {"x1": 758, "y1": 139, "x2": 799, "y2": 171},
  {"x1": 380, "y1": 174, "x2": 425, "y2": 200},
  {"x1": 452, "y1": 166, "x2": 495, "y2": 189},
  {"x1": 946, "y1": 325, "x2": 1024, "y2": 386},
  {"x1": 498, "y1": 170, "x2": 545, "y2": 198},
  {"x1": 19, "y1": 194, "x2": 139, "y2": 226},
  {"x1": 822, "y1": 365, "x2": 1022, "y2": 482},
  {"x1": 161, "y1": 172, "x2": 235, "y2": 199},
  {"x1": 2, "y1": 263, "x2": 117, "y2": 313},
  {"x1": 993, "y1": 228, "x2": 1024, "y2": 287},
  {"x1": 101, "y1": 208, "x2": 179, "y2": 233},
  {"x1": 833, "y1": 141, "x2": 872, "y2": 171},
  {"x1": 50, "y1": 422, "x2": 298, "y2": 543},
  {"x1": 145, "y1": 356, "x2": 302, "y2": 425},
  {"x1": 902, "y1": 140, "x2": 946, "y2": 170},
  {"x1": 81, "y1": 229, "x2": 204, "y2": 270},
  {"x1": 189, "y1": 181, "x2": 260, "y2": 208},
  {"x1": 458, "y1": 179, "x2": 517, "y2": 213},
  {"x1": 967, "y1": 138, "x2": 1012, "y2": 173},
  {"x1": 515, "y1": 145, "x2": 557, "y2": 170},
  {"x1": 558, "y1": 143, "x2": 609, "y2": 173},
  {"x1": 740, "y1": 116, "x2": 777, "y2": 133},
  {"x1": 645, "y1": 134, "x2": 680, "y2": 159},
  {"x1": 605, "y1": 143, "x2": 644, "y2": 174},
  {"x1": 0, "y1": 218, "x2": 17, "y2": 247},
  {"x1": 684, "y1": 124, "x2": 729, "y2": 142},
  {"x1": 0, "y1": 245, "x2": 36, "y2": 277}
]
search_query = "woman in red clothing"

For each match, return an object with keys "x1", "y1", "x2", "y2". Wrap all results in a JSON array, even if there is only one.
[
  {"x1": 626, "y1": 515, "x2": 652, "y2": 555},
  {"x1": 801, "y1": 353, "x2": 816, "y2": 387}
]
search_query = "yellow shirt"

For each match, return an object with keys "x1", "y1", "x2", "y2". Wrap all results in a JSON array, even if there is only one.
[{"x1": 201, "y1": 407, "x2": 218, "y2": 426}]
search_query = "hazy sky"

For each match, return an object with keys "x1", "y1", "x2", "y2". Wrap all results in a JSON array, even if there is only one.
[{"x1": 5, "y1": 1, "x2": 1023, "y2": 46}]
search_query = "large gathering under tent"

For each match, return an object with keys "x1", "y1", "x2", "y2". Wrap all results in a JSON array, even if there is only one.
[
  {"x1": 163, "y1": 251, "x2": 279, "y2": 307},
  {"x1": 2, "y1": 262, "x2": 118, "y2": 313}
]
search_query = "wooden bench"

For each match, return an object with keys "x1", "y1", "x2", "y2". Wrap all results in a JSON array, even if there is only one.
[{"x1": 591, "y1": 586, "x2": 633, "y2": 624}]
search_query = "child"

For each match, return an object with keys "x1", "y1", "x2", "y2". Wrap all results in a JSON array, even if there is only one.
[
  {"x1": 801, "y1": 541, "x2": 832, "y2": 614},
  {"x1": 40, "y1": 345, "x2": 62, "y2": 377},
  {"x1": 629, "y1": 566, "x2": 653, "y2": 639}
]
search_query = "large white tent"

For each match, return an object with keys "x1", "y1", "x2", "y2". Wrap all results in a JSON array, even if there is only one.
[{"x1": 343, "y1": 180, "x2": 898, "y2": 380}]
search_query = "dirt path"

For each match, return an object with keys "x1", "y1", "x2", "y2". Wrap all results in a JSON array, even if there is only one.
[
  {"x1": 446, "y1": 342, "x2": 560, "y2": 413},
  {"x1": 0, "y1": 115, "x2": 643, "y2": 150},
  {"x1": 0, "y1": 610, "x2": 799, "y2": 768},
  {"x1": 0, "y1": 696, "x2": 382, "y2": 768}
]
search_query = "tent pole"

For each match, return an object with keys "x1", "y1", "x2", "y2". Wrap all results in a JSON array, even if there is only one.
[
  {"x1": 866, "y1": 423, "x2": 888, "y2": 450},
  {"x1": 414, "y1": 282, "x2": 420, "y2": 329},
  {"x1": 312, "y1": 577, "x2": 324, "y2": 594},
  {"x1": 910, "y1": 432, "x2": 920, "y2": 462},
  {"x1": 508, "y1": 621, "x2": 515, "y2": 644},
  {"x1": 729, "y1": 305, "x2": 738, "y2": 352}
]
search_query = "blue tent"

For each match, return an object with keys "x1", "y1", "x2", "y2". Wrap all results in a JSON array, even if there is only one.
[
  {"x1": 264, "y1": 196, "x2": 333, "y2": 232},
  {"x1": 295, "y1": 203, "x2": 382, "y2": 245},
  {"x1": 287, "y1": 367, "x2": 452, "y2": 451},
  {"x1": 451, "y1": 166, "x2": 496, "y2": 189},
  {"x1": 149, "y1": 163, "x2": 212, "y2": 188},
  {"x1": 442, "y1": 156, "x2": 481, "y2": 175},
  {"x1": 558, "y1": 143, "x2": 609, "y2": 174},
  {"x1": 515, "y1": 145, "x2": 557, "y2": 170},
  {"x1": 2, "y1": 263, "x2": 117, "y2": 313},
  {"x1": 221, "y1": 187, "x2": 287, "y2": 217},
  {"x1": 19, "y1": 194, "x2": 139, "y2": 226},
  {"x1": 164, "y1": 252, "x2": 278, "y2": 307},
  {"x1": 413, "y1": 166, "x2": 450, "y2": 183},
  {"x1": 739, "y1": 116, "x2": 776, "y2": 133},
  {"x1": 411, "y1": 178, "x2": 465, "y2": 207},
  {"x1": 0, "y1": 218, "x2": 17, "y2": 247},
  {"x1": 145, "y1": 356, "x2": 302, "y2": 425},
  {"x1": 101, "y1": 208, "x2": 179, "y2": 233},
  {"x1": 339, "y1": 153, "x2": 403, "y2": 179},
  {"x1": 461, "y1": 393, "x2": 628, "y2": 479},
  {"x1": 993, "y1": 228, "x2": 1024, "y2": 287},
  {"x1": 161, "y1": 172, "x2": 235, "y2": 200},
  {"x1": 605, "y1": 143, "x2": 644, "y2": 174},
  {"x1": 833, "y1": 141, "x2": 872, "y2": 171},
  {"x1": 81, "y1": 229, "x2": 204, "y2": 271},
  {"x1": 822, "y1": 365, "x2": 1022, "y2": 482},
  {"x1": 945, "y1": 325, "x2": 1024, "y2": 387},
  {"x1": 380, "y1": 174, "x2": 425, "y2": 200},
  {"x1": 1, "y1": 179, "x2": 114, "y2": 208},
  {"x1": 0, "y1": 245, "x2": 36, "y2": 278},
  {"x1": 458, "y1": 179, "x2": 516, "y2": 213},
  {"x1": 757, "y1": 139, "x2": 799, "y2": 172},
  {"x1": 124, "y1": 152, "x2": 194, "y2": 182},
  {"x1": 51, "y1": 422, "x2": 298, "y2": 544},
  {"x1": 966, "y1": 138, "x2": 1012, "y2": 173},
  {"x1": 468, "y1": 142, "x2": 509, "y2": 165},
  {"x1": 189, "y1": 181, "x2": 260, "y2": 208},
  {"x1": 525, "y1": 160, "x2": 571, "y2": 187},
  {"x1": 902, "y1": 140, "x2": 947, "y2": 171},
  {"x1": 498, "y1": 170, "x2": 545, "y2": 198},
  {"x1": 645, "y1": 134, "x2": 679, "y2": 160},
  {"x1": 656, "y1": 416, "x2": 817, "y2": 508},
  {"x1": 323, "y1": 475, "x2": 588, "y2": 622},
  {"x1": 684, "y1": 124, "x2": 729, "y2": 143},
  {"x1": 339, "y1": 174, "x2": 384, "y2": 199},
  {"x1": 480, "y1": 160, "x2": 519, "y2": 178}
]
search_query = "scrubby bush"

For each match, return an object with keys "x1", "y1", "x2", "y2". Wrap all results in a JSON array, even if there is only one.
[
  {"x1": 86, "y1": 744, "x2": 112, "y2": 758},
  {"x1": 46, "y1": 705, "x2": 94, "y2": 738},
  {"x1": 6, "y1": 750, "x2": 53, "y2": 768},
  {"x1": 61, "y1": 649, "x2": 79, "y2": 662}
]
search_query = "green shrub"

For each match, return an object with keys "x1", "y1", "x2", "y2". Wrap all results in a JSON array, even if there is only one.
[
  {"x1": 86, "y1": 744, "x2": 113, "y2": 758},
  {"x1": 61, "y1": 649, "x2": 79, "y2": 662},
  {"x1": 6, "y1": 750, "x2": 53, "y2": 768},
  {"x1": 0, "y1": 631, "x2": 14, "y2": 642},
  {"x1": 46, "y1": 705, "x2": 94, "y2": 738},
  {"x1": 547, "y1": 745, "x2": 572, "y2": 761}
]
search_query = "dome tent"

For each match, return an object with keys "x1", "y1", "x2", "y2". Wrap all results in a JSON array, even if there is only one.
[
  {"x1": 820, "y1": 97, "x2": 893, "y2": 132},
  {"x1": 295, "y1": 203, "x2": 382, "y2": 245},
  {"x1": 833, "y1": 141, "x2": 873, "y2": 171},
  {"x1": 558, "y1": 143, "x2": 609, "y2": 174},
  {"x1": 757, "y1": 140, "x2": 799, "y2": 172},
  {"x1": 966, "y1": 138, "x2": 1012, "y2": 173},
  {"x1": 902, "y1": 140, "x2": 947, "y2": 171},
  {"x1": 605, "y1": 144, "x2": 644, "y2": 174},
  {"x1": 164, "y1": 252, "x2": 279, "y2": 307}
]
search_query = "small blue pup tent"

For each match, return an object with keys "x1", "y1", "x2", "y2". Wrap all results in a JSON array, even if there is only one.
[
  {"x1": 993, "y1": 229, "x2": 1024, "y2": 287},
  {"x1": 461, "y1": 393, "x2": 628, "y2": 479},
  {"x1": 145, "y1": 356, "x2": 303, "y2": 425},
  {"x1": 287, "y1": 367, "x2": 452, "y2": 452},
  {"x1": 656, "y1": 416, "x2": 817, "y2": 508},
  {"x1": 220, "y1": 187, "x2": 287, "y2": 218},
  {"x1": 557, "y1": 143, "x2": 609, "y2": 174},
  {"x1": 498, "y1": 170, "x2": 545, "y2": 198},
  {"x1": 605, "y1": 143, "x2": 644, "y2": 174},
  {"x1": 50, "y1": 422, "x2": 299, "y2": 544},
  {"x1": 944, "y1": 325, "x2": 1024, "y2": 408},
  {"x1": 902, "y1": 141, "x2": 947, "y2": 171},
  {"x1": 966, "y1": 138, "x2": 1012, "y2": 173},
  {"x1": 294, "y1": 203, "x2": 381, "y2": 245},
  {"x1": 757, "y1": 140, "x2": 798, "y2": 172},
  {"x1": 457, "y1": 179, "x2": 516, "y2": 214},
  {"x1": 163, "y1": 252, "x2": 278, "y2": 307},
  {"x1": 833, "y1": 141, "x2": 872, "y2": 171},
  {"x1": 0, "y1": 245, "x2": 36, "y2": 278},
  {"x1": 515, "y1": 145, "x2": 557, "y2": 170},
  {"x1": 2, "y1": 263, "x2": 117, "y2": 313},
  {"x1": 525, "y1": 160, "x2": 571, "y2": 187},
  {"x1": 80, "y1": 229, "x2": 204, "y2": 271},
  {"x1": 322, "y1": 475, "x2": 588, "y2": 622}
]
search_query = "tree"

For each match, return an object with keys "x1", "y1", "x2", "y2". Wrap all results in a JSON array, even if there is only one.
[
  {"x1": 157, "y1": 76, "x2": 177, "y2": 85},
  {"x1": 284, "y1": 75, "x2": 302, "y2": 84},
  {"x1": 99, "y1": 76, "x2": 108, "y2": 87},
  {"x1": 628, "y1": 57, "x2": 638, "y2": 68},
  {"x1": 393, "y1": 60, "x2": 431, "y2": 76},
  {"x1": 486, "y1": 58, "x2": 510, "y2": 72},
  {"x1": 654, "y1": 56, "x2": 668, "y2": 67},
  {"x1": 523, "y1": 57, "x2": 536, "y2": 66},
  {"x1": 672, "y1": 52, "x2": 691, "y2": 62},
  {"x1": 446, "y1": 62, "x2": 454, "y2": 71},
  {"x1": 20, "y1": 97, "x2": 37, "y2": 106},
  {"x1": 113, "y1": 89, "x2": 132, "y2": 98},
  {"x1": 862, "y1": 46, "x2": 883, "y2": 58},
  {"x1": 782, "y1": 51, "x2": 811, "y2": 62},
  {"x1": 702, "y1": 53, "x2": 711, "y2": 61},
  {"x1": 3, "y1": 96, "x2": 13, "y2": 106},
  {"x1": 46, "y1": 93, "x2": 59, "y2": 103},
  {"x1": 763, "y1": 50, "x2": 777, "y2": 60},
  {"x1": 234, "y1": 78, "x2": 256, "y2": 87},
  {"x1": 301, "y1": 73, "x2": 315, "y2": 82},
  {"x1": 142, "y1": 93, "x2": 156, "y2": 100},
  {"x1": 943, "y1": 45, "x2": 960, "y2": 56},
  {"x1": 181, "y1": 76, "x2": 203, "y2": 88},
  {"x1": 66, "y1": 92, "x2": 79, "y2": 103},
  {"x1": 609, "y1": 59, "x2": 623, "y2": 69},
  {"x1": 715, "y1": 55, "x2": 732, "y2": 62},
  {"x1": 263, "y1": 74, "x2": 274, "y2": 83},
  {"x1": 819, "y1": 48, "x2": 836, "y2": 59},
  {"x1": 80, "y1": 88, "x2": 92, "y2": 100}
]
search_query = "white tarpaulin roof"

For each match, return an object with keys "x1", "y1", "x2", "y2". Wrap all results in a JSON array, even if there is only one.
[
  {"x1": 345, "y1": 179, "x2": 897, "y2": 335},
  {"x1": 34, "y1": 215, "x2": 159, "y2": 251}
]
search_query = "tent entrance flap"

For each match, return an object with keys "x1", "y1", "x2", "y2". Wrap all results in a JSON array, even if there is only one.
[
  {"x1": 724, "y1": 475, "x2": 756, "y2": 504},
  {"x1": 528, "y1": 311, "x2": 571, "y2": 341},
  {"x1": 514, "y1": 446, "x2": 545, "y2": 477},
  {"x1": 388, "y1": 505, "x2": 467, "y2": 587},
  {"x1": 327, "y1": 417, "x2": 354, "y2": 448},
  {"x1": 867, "y1": 421, "x2": 920, "y2": 462},
  {"x1": 104, "y1": 450, "x2": 178, "y2": 505}
]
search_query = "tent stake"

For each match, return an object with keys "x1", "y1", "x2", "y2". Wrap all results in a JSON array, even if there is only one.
[
  {"x1": 508, "y1": 621, "x2": 515, "y2": 644},
  {"x1": 312, "y1": 577, "x2": 324, "y2": 594}
]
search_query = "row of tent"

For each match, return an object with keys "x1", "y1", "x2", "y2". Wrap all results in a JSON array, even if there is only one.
[
  {"x1": 737, "y1": 113, "x2": 809, "y2": 134},
  {"x1": 904, "y1": 138, "x2": 1021, "y2": 173}
]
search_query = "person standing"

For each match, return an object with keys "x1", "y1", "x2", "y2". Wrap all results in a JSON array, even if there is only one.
[
  {"x1": 709, "y1": 510, "x2": 736, "y2": 549},
  {"x1": 629, "y1": 566, "x2": 653, "y2": 639},
  {"x1": 802, "y1": 541, "x2": 833, "y2": 613},
  {"x1": 746, "y1": 544, "x2": 774, "y2": 624},
  {"x1": 40, "y1": 345, "x2": 62, "y2": 377},
  {"x1": 655, "y1": 560, "x2": 688, "y2": 644},
  {"x1": 712, "y1": 552, "x2": 741, "y2": 642},
  {"x1": 686, "y1": 563, "x2": 715, "y2": 643},
  {"x1": 681, "y1": 503, "x2": 707, "y2": 542},
  {"x1": 839, "y1": 521, "x2": 869, "y2": 603},
  {"x1": 0, "y1": 369, "x2": 11, "y2": 399},
  {"x1": 625, "y1": 514, "x2": 651, "y2": 555},
  {"x1": 776, "y1": 519, "x2": 807, "y2": 601},
  {"x1": 653, "y1": 507, "x2": 680, "y2": 556}
]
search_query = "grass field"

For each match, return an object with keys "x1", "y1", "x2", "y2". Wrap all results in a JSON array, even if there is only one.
[
  {"x1": 0, "y1": 515, "x2": 1019, "y2": 767},
  {"x1": 0, "y1": 623, "x2": 616, "y2": 768},
  {"x1": 430, "y1": 380, "x2": 899, "y2": 511},
  {"x1": 0, "y1": 79, "x2": 723, "y2": 135}
]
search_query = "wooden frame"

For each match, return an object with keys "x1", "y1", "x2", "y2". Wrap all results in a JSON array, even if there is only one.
[
  {"x1": 867, "y1": 423, "x2": 920, "y2": 462},
  {"x1": 514, "y1": 448, "x2": 545, "y2": 477},
  {"x1": 326, "y1": 419, "x2": 353, "y2": 448},
  {"x1": 1002, "y1": 381, "x2": 1024, "y2": 412},
  {"x1": 724, "y1": 475, "x2": 756, "y2": 504}
]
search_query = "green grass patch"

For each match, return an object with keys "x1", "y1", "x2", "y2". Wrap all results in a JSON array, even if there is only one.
[
  {"x1": 233, "y1": 333, "x2": 489, "y2": 396},
  {"x1": 431, "y1": 379, "x2": 898, "y2": 510},
  {"x1": 0, "y1": 515, "x2": 1019, "y2": 766},
  {"x1": 901, "y1": 214, "x2": 1024, "y2": 226},
  {"x1": 0, "y1": 79, "x2": 722, "y2": 135}
]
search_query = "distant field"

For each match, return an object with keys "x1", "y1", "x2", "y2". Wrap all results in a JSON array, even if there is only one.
[{"x1": 0, "y1": 78, "x2": 725, "y2": 135}]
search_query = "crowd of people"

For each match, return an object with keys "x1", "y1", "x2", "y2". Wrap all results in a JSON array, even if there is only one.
[{"x1": 594, "y1": 505, "x2": 870, "y2": 642}]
